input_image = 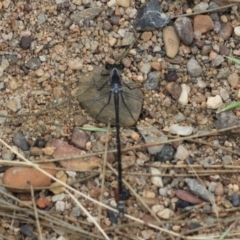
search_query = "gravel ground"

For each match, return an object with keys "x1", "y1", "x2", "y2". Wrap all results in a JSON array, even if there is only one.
[{"x1": 1, "y1": 0, "x2": 240, "y2": 240}]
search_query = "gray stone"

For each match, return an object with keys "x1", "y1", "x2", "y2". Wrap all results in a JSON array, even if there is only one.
[
  {"x1": 26, "y1": 57, "x2": 41, "y2": 70},
  {"x1": 174, "y1": 17, "x2": 193, "y2": 45},
  {"x1": 137, "y1": 125, "x2": 168, "y2": 154},
  {"x1": 134, "y1": 0, "x2": 170, "y2": 31},
  {"x1": 185, "y1": 178, "x2": 215, "y2": 202},
  {"x1": 70, "y1": 8, "x2": 102, "y2": 22},
  {"x1": 38, "y1": 13, "x2": 46, "y2": 24},
  {"x1": 187, "y1": 58, "x2": 202, "y2": 77}
]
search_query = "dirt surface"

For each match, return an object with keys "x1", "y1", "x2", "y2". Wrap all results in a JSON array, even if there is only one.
[{"x1": 1, "y1": 1, "x2": 240, "y2": 240}]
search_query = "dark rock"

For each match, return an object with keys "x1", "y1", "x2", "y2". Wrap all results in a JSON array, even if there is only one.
[
  {"x1": 175, "y1": 199, "x2": 193, "y2": 209},
  {"x1": 154, "y1": 144, "x2": 175, "y2": 162},
  {"x1": 143, "y1": 71, "x2": 161, "y2": 90},
  {"x1": 20, "y1": 224, "x2": 34, "y2": 237},
  {"x1": 174, "y1": 17, "x2": 193, "y2": 45},
  {"x1": 134, "y1": 0, "x2": 170, "y2": 31},
  {"x1": 26, "y1": 57, "x2": 41, "y2": 70},
  {"x1": 165, "y1": 69, "x2": 178, "y2": 81},
  {"x1": 231, "y1": 193, "x2": 240, "y2": 207},
  {"x1": 35, "y1": 139, "x2": 46, "y2": 148},
  {"x1": 13, "y1": 131, "x2": 30, "y2": 151},
  {"x1": 189, "y1": 222, "x2": 200, "y2": 230},
  {"x1": 20, "y1": 36, "x2": 32, "y2": 50}
]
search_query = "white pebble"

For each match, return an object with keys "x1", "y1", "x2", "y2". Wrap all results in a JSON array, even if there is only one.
[
  {"x1": 68, "y1": 58, "x2": 83, "y2": 70},
  {"x1": 52, "y1": 193, "x2": 65, "y2": 202},
  {"x1": 107, "y1": 0, "x2": 116, "y2": 7},
  {"x1": 118, "y1": 29, "x2": 126, "y2": 38},
  {"x1": 150, "y1": 167, "x2": 163, "y2": 187},
  {"x1": 175, "y1": 145, "x2": 189, "y2": 161},
  {"x1": 66, "y1": 171, "x2": 77, "y2": 178},
  {"x1": 157, "y1": 208, "x2": 174, "y2": 219},
  {"x1": 207, "y1": 95, "x2": 223, "y2": 109},
  {"x1": 169, "y1": 124, "x2": 193, "y2": 136},
  {"x1": 234, "y1": 26, "x2": 240, "y2": 37},
  {"x1": 178, "y1": 84, "x2": 190, "y2": 105},
  {"x1": 55, "y1": 201, "x2": 65, "y2": 211},
  {"x1": 152, "y1": 204, "x2": 164, "y2": 214}
]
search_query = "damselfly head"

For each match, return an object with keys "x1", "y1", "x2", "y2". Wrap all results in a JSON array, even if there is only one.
[{"x1": 105, "y1": 63, "x2": 124, "y2": 71}]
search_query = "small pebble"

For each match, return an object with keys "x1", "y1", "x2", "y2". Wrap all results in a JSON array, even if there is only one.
[
  {"x1": 36, "y1": 197, "x2": 50, "y2": 209},
  {"x1": 175, "y1": 189, "x2": 203, "y2": 204},
  {"x1": 194, "y1": 15, "x2": 214, "y2": 33},
  {"x1": 208, "y1": 181, "x2": 217, "y2": 192},
  {"x1": 212, "y1": 55, "x2": 224, "y2": 67},
  {"x1": 174, "y1": 17, "x2": 193, "y2": 45},
  {"x1": 71, "y1": 128, "x2": 88, "y2": 149},
  {"x1": 192, "y1": 2, "x2": 208, "y2": 12},
  {"x1": 185, "y1": 178, "x2": 215, "y2": 202},
  {"x1": 155, "y1": 144, "x2": 175, "y2": 162},
  {"x1": 169, "y1": 124, "x2": 193, "y2": 136},
  {"x1": 231, "y1": 193, "x2": 240, "y2": 207},
  {"x1": 52, "y1": 193, "x2": 65, "y2": 202},
  {"x1": 26, "y1": 57, "x2": 41, "y2": 70},
  {"x1": 159, "y1": 187, "x2": 168, "y2": 197},
  {"x1": 20, "y1": 35, "x2": 32, "y2": 50},
  {"x1": 150, "y1": 167, "x2": 163, "y2": 187},
  {"x1": 141, "y1": 230, "x2": 154, "y2": 239},
  {"x1": 175, "y1": 145, "x2": 189, "y2": 161},
  {"x1": 187, "y1": 58, "x2": 202, "y2": 77},
  {"x1": 163, "y1": 26, "x2": 180, "y2": 58},
  {"x1": 72, "y1": 206, "x2": 81, "y2": 217},
  {"x1": 157, "y1": 208, "x2": 174, "y2": 219},
  {"x1": 116, "y1": 0, "x2": 130, "y2": 7},
  {"x1": 165, "y1": 82, "x2": 182, "y2": 100},
  {"x1": 218, "y1": 22, "x2": 233, "y2": 40},
  {"x1": 13, "y1": 131, "x2": 30, "y2": 151},
  {"x1": 207, "y1": 95, "x2": 223, "y2": 109},
  {"x1": 234, "y1": 26, "x2": 240, "y2": 37},
  {"x1": 178, "y1": 84, "x2": 190, "y2": 105},
  {"x1": 233, "y1": 184, "x2": 239, "y2": 192},
  {"x1": 20, "y1": 225, "x2": 33, "y2": 237},
  {"x1": 139, "y1": 62, "x2": 151, "y2": 74},
  {"x1": 227, "y1": 72, "x2": 239, "y2": 88},
  {"x1": 68, "y1": 58, "x2": 83, "y2": 70},
  {"x1": 55, "y1": 201, "x2": 65, "y2": 211}
]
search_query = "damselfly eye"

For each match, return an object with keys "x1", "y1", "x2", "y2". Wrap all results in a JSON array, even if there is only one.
[
  {"x1": 105, "y1": 63, "x2": 113, "y2": 70},
  {"x1": 117, "y1": 63, "x2": 124, "y2": 71}
]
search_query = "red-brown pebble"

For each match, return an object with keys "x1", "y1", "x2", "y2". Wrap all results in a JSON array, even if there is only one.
[
  {"x1": 194, "y1": 15, "x2": 214, "y2": 33},
  {"x1": 175, "y1": 189, "x2": 203, "y2": 204},
  {"x1": 3, "y1": 163, "x2": 57, "y2": 192},
  {"x1": 36, "y1": 197, "x2": 50, "y2": 208}
]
